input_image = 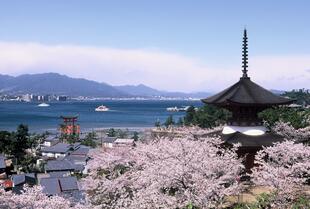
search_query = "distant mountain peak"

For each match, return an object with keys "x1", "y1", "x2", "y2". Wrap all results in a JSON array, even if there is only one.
[
  {"x1": 114, "y1": 84, "x2": 211, "y2": 98},
  {"x1": 0, "y1": 73, "x2": 128, "y2": 97}
]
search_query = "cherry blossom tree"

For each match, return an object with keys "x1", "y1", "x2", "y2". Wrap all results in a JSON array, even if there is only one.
[
  {"x1": 150, "y1": 125, "x2": 223, "y2": 141},
  {"x1": 251, "y1": 140, "x2": 310, "y2": 207},
  {"x1": 83, "y1": 135, "x2": 244, "y2": 209},
  {"x1": 0, "y1": 185, "x2": 88, "y2": 209},
  {"x1": 273, "y1": 121, "x2": 310, "y2": 143}
]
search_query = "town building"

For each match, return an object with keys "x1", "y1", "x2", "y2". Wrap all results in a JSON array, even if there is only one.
[
  {"x1": 11, "y1": 173, "x2": 36, "y2": 193},
  {"x1": 100, "y1": 137, "x2": 135, "y2": 148},
  {"x1": 45, "y1": 159, "x2": 76, "y2": 174},
  {"x1": 40, "y1": 176, "x2": 80, "y2": 196},
  {"x1": 22, "y1": 94, "x2": 32, "y2": 102},
  {"x1": 0, "y1": 155, "x2": 7, "y2": 180},
  {"x1": 57, "y1": 96, "x2": 67, "y2": 101},
  {"x1": 114, "y1": 138, "x2": 135, "y2": 147},
  {"x1": 41, "y1": 143, "x2": 72, "y2": 159},
  {"x1": 42, "y1": 135, "x2": 60, "y2": 147},
  {"x1": 101, "y1": 137, "x2": 117, "y2": 148}
]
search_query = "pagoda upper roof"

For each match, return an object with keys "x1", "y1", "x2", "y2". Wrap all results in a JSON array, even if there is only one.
[
  {"x1": 202, "y1": 29, "x2": 295, "y2": 107},
  {"x1": 202, "y1": 77, "x2": 294, "y2": 107}
]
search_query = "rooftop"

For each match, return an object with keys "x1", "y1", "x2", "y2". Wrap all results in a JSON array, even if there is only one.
[
  {"x1": 11, "y1": 173, "x2": 36, "y2": 188},
  {"x1": 41, "y1": 143, "x2": 72, "y2": 154},
  {"x1": 102, "y1": 137, "x2": 117, "y2": 143},
  {"x1": 0, "y1": 158, "x2": 5, "y2": 169},
  {"x1": 45, "y1": 159, "x2": 75, "y2": 172},
  {"x1": 65, "y1": 155, "x2": 88, "y2": 163},
  {"x1": 40, "y1": 176, "x2": 79, "y2": 195},
  {"x1": 11, "y1": 174, "x2": 25, "y2": 186},
  {"x1": 72, "y1": 142, "x2": 81, "y2": 150},
  {"x1": 44, "y1": 135, "x2": 59, "y2": 142},
  {"x1": 48, "y1": 171, "x2": 70, "y2": 178},
  {"x1": 70, "y1": 147, "x2": 89, "y2": 156},
  {"x1": 114, "y1": 138, "x2": 135, "y2": 144},
  {"x1": 40, "y1": 178, "x2": 61, "y2": 195},
  {"x1": 202, "y1": 77, "x2": 294, "y2": 107}
]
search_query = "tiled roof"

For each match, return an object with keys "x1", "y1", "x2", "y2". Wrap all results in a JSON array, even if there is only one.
[
  {"x1": 202, "y1": 77, "x2": 294, "y2": 106},
  {"x1": 71, "y1": 147, "x2": 89, "y2": 156},
  {"x1": 41, "y1": 143, "x2": 71, "y2": 154},
  {"x1": 45, "y1": 159, "x2": 75, "y2": 172},
  {"x1": 37, "y1": 173, "x2": 50, "y2": 182},
  {"x1": 59, "y1": 176, "x2": 79, "y2": 191},
  {"x1": 72, "y1": 142, "x2": 81, "y2": 150},
  {"x1": 65, "y1": 155, "x2": 88, "y2": 163},
  {"x1": 102, "y1": 137, "x2": 117, "y2": 143},
  {"x1": 41, "y1": 178, "x2": 61, "y2": 195},
  {"x1": 11, "y1": 173, "x2": 36, "y2": 187},
  {"x1": 40, "y1": 176, "x2": 79, "y2": 195},
  {"x1": 45, "y1": 135, "x2": 59, "y2": 142},
  {"x1": 49, "y1": 171, "x2": 70, "y2": 178},
  {"x1": 73, "y1": 164, "x2": 85, "y2": 172},
  {"x1": 0, "y1": 158, "x2": 5, "y2": 169},
  {"x1": 41, "y1": 143, "x2": 67, "y2": 153},
  {"x1": 12, "y1": 174, "x2": 25, "y2": 186}
]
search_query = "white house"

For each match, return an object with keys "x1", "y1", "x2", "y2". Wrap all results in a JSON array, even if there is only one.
[
  {"x1": 114, "y1": 138, "x2": 135, "y2": 147},
  {"x1": 101, "y1": 137, "x2": 117, "y2": 148},
  {"x1": 43, "y1": 136, "x2": 59, "y2": 147}
]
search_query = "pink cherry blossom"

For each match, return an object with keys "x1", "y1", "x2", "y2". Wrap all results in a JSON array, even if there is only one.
[
  {"x1": 273, "y1": 121, "x2": 310, "y2": 142},
  {"x1": 251, "y1": 140, "x2": 310, "y2": 207},
  {"x1": 0, "y1": 185, "x2": 88, "y2": 209},
  {"x1": 83, "y1": 132, "x2": 244, "y2": 209}
]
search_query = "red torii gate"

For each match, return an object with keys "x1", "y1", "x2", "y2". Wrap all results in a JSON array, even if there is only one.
[{"x1": 60, "y1": 115, "x2": 80, "y2": 136}]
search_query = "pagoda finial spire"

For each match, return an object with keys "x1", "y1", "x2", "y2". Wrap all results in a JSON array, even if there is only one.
[{"x1": 242, "y1": 28, "x2": 249, "y2": 78}]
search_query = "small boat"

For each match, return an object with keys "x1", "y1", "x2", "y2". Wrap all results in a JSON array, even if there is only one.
[
  {"x1": 166, "y1": 106, "x2": 179, "y2": 112},
  {"x1": 95, "y1": 105, "x2": 109, "y2": 112},
  {"x1": 166, "y1": 106, "x2": 191, "y2": 112},
  {"x1": 38, "y1": 103, "x2": 50, "y2": 107},
  {"x1": 179, "y1": 106, "x2": 191, "y2": 111}
]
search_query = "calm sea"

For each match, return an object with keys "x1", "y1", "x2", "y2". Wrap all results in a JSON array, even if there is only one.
[{"x1": 0, "y1": 100, "x2": 203, "y2": 133}]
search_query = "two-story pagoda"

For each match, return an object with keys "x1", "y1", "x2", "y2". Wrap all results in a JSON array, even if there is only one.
[{"x1": 202, "y1": 29, "x2": 294, "y2": 170}]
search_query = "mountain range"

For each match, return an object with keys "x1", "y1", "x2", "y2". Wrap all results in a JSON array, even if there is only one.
[
  {"x1": 0, "y1": 73, "x2": 211, "y2": 98},
  {"x1": 114, "y1": 84, "x2": 211, "y2": 98}
]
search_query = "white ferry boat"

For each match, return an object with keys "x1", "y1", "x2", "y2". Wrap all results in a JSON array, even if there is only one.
[
  {"x1": 38, "y1": 103, "x2": 50, "y2": 107},
  {"x1": 166, "y1": 106, "x2": 190, "y2": 112},
  {"x1": 166, "y1": 106, "x2": 179, "y2": 112},
  {"x1": 180, "y1": 106, "x2": 191, "y2": 111},
  {"x1": 95, "y1": 105, "x2": 109, "y2": 112}
]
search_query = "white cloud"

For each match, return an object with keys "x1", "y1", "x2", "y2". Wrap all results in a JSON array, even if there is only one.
[{"x1": 0, "y1": 41, "x2": 309, "y2": 92}]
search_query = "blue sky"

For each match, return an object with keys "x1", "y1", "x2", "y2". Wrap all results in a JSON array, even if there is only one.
[{"x1": 0, "y1": 0, "x2": 309, "y2": 92}]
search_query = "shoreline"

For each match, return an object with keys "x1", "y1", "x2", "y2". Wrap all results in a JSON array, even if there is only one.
[{"x1": 21, "y1": 126, "x2": 154, "y2": 135}]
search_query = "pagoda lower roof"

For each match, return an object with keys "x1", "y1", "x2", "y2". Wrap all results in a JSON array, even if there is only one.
[{"x1": 202, "y1": 77, "x2": 294, "y2": 106}]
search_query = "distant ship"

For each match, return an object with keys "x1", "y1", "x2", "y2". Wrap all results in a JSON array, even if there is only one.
[
  {"x1": 95, "y1": 105, "x2": 109, "y2": 112},
  {"x1": 166, "y1": 106, "x2": 190, "y2": 112},
  {"x1": 166, "y1": 106, "x2": 179, "y2": 112},
  {"x1": 38, "y1": 103, "x2": 50, "y2": 107}
]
